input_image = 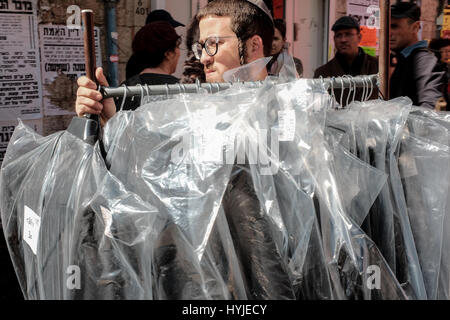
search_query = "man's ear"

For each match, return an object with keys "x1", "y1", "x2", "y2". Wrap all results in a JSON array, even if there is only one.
[
  {"x1": 412, "y1": 20, "x2": 421, "y2": 33},
  {"x1": 246, "y1": 35, "x2": 265, "y2": 62}
]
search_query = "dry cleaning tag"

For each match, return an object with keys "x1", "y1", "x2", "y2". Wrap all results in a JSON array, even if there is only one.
[
  {"x1": 23, "y1": 206, "x2": 41, "y2": 255},
  {"x1": 278, "y1": 110, "x2": 296, "y2": 142}
]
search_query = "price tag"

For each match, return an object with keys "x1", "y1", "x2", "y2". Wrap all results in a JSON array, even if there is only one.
[
  {"x1": 278, "y1": 110, "x2": 296, "y2": 142},
  {"x1": 23, "y1": 206, "x2": 41, "y2": 255}
]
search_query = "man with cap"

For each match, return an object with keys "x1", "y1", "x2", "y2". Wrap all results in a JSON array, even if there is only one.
[
  {"x1": 389, "y1": 2, "x2": 445, "y2": 109},
  {"x1": 314, "y1": 15, "x2": 378, "y2": 104},
  {"x1": 126, "y1": 9, "x2": 185, "y2": 79}
]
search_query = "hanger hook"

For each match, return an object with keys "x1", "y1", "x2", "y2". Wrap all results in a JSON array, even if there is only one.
[
  {"x1": 360, "y1": 76, "x2": 366, "y2": 102},
  {"x1": 195, "y1": 78, "x2": 201, "y2": 93},
  {"x1": 165, "y1": 83, "x2": 170, "y2": 99},
  {"x1": 119, "y1": 84, "x2": 128, "y2": 111},
  {"x1": 368, "y1": 75, "x2": 375, "y2": 101},
  {"x1": 339, "y1": 76, "x2": 345, "y2": 108},
  {"x1": 135, "y1": 84, "x2": 144, "y2": 107},
  {"x1": 365, "y1": 76, "x2": 371, "y2": 101},
  {"x1": 330, "y1": 76, "x2": 336, "y2": 109},
  {"x1": 351, "y1": 76, "x2": 357, "y2": 105},
  {"x1": 144, "y1": 84, "x2": 150, "y2": 104},
  {"x1": 345, "y1": 76, "x2": 353, "y2": 107}
]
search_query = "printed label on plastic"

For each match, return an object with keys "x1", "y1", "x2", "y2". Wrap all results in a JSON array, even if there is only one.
[
  {"x1": 23, "y1": 206, "x2": 41, "y2": 255},
  {"x1": 278, "y1": 110, "x2": 296, "y2": 142}
]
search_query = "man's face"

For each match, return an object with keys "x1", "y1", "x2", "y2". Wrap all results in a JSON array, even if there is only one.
[
  {"x1": 333, "y1": 28, "x2": 361, "y2": 56},
  {"x1": 199, "y1": 15, "x2": 241, "y2": 83},
  {"x1": 390, "y1": 18, "x2": 419, "y2": 52},
  {"x1": 440, "y1": 45, "x2": 450, "y2": 64},
  {"x1": 271, "y1": 28, "x2": 285, "y2": 55}
]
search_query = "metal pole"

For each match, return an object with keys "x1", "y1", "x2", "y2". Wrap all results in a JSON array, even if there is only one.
[
  {"x1": 99, "y1": 75, "x2": 379, "y2": 99},
  {"x1": 379, "y1": 0, "x2": 390, "y2": 100},
  {"x1": 104, "y1": 0, "x2": 119, "y2": 88}
]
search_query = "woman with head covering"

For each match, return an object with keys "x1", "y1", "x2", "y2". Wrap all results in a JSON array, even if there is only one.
[{"x1": 116, "y1": 21, "x2": 181, "y2": 111}]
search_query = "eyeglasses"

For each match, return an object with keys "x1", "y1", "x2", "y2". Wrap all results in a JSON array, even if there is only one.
[{"x1": 192, "y1": 36, "x2": 236, "y2": 60}]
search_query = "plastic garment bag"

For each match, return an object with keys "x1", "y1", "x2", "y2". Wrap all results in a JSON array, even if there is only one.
[
  {"x1": 0, "y1": 121, "x2": 166, "y2": 300},
  {"x1": 223, "y1": 57, "x2": 272, "y2": 82},
  {"x1": 103, "y1": 89, "x2": 262, "y2": 299},
  {"x1": 257, "y1": 80, "x2": 336, "y2": 299},
  {"x1": 268, "y1": 47, "x2": 300, "y2": 80},
  {"x1": 399, "y1": 113, "x2": 450, "y2": 300},
  {"x1": 326, "y1": 98, "x2": 426, "y2": 300},
  {"x1": 407, "y1": 108, "x2": 450, "y2": 300}
]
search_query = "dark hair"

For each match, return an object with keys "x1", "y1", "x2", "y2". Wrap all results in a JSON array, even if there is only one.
[
  {"x1": 132, "y1": 21, "x2": 181, "y2": 69},
  {"x1": 197, "y1": 0, "x2": 274, "y2": 65},
  {"x1": 273, "y1": 19, "x2": 286, "y2": 39},
  {"x1": 429, "y1": 38, "x2": 450, "y2": 61},
  {"x1": 429, "y1": 38, "x2": 450, "y2": 51},
  {"x1": 181, "y1": 15, "x2": 206, "y2": 83}
]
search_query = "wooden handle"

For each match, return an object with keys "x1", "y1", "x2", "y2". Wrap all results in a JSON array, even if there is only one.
[{"x1": 82, "y1": 9, "x2": 97, "y2": 83}]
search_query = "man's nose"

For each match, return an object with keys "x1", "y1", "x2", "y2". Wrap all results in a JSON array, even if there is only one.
[{"x1": 200, "y1": 48, "x2": 213, "y2": 66}]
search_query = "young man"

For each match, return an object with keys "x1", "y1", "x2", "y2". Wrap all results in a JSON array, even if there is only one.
[
  {"x1": 313, "y1": 16, "x2": 378, "y2": 104},
  {"x1": 75, "y1": 0, "x2": 274, "y2": 123},
  {"x1": 389, "y1": 2, "x2": 445, "y2": 109}
]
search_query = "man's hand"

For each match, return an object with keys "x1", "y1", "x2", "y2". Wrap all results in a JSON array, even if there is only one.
[{"x1": 75, "y1": 67, "x2": 116, "y2": 126}]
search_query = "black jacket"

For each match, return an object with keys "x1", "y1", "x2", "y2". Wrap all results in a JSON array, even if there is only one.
[
  {"x1": 314, "y1": 48, "x2": 379, "y2": 105},
  {"x1": 390, "y1": 46, "x2": 445, "y2": 109}
]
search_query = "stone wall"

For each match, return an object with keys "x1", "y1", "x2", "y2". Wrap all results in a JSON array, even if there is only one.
[
  {"x1": 35, "y1": 0, "x2": 150, "y2": 134},
  {"x1": 38, "y1": 0, "x2": 151, "y2": 86}
]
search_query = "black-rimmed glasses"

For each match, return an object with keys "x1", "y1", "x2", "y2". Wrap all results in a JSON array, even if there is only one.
[{"x1": 192, "y1": 36, "x2": 236, "y2": 60}]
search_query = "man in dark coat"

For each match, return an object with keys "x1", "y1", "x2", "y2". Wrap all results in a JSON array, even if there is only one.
[
  {"x1": 389, "y1": 3, "x2": 445, "y2": 109},
  {"x1": 314, "y1": 16, "x2": 378, "y2": 104}
]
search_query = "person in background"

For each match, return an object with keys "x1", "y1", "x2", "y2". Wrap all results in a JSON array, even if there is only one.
[
  {"x1": 314, "y1": 16, "x2": 378, "y2": 104},
  {"x1": 429, "y1": 38, "x2": 450, "y2": 110},
  {"x1": 126, "y1": 9, "x2": 185, "y2": 80},
  {"x1": 115, "y1": 21, "x2": 181, "y2": 111},
  {"x1": 267, "y1": 19, "x2": 303, "y2": 77},
  {"x1": 389, "y1": 3, "x2": 445, "y2": 109}
]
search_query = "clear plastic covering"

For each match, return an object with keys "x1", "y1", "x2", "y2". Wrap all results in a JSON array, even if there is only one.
[
  {"x1": 1, "y1": 77, "x2": 450, "y2": 300},
  {"x1": 0, "y1": 121, "x2": 166, "y2": 299}
]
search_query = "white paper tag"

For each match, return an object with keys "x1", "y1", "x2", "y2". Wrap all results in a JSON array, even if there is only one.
[
  {"x1": 202, "y1": 131, "x2": 224, "y2": 163},
  {"x1": 100, "y1": 206, "x2": 113, "y2": 239},
  {"x1": 279, "y1": 110, "x2": 296, "y2": 142},
  {"x1": 191, "y1": 109, "x2": 224, "y2": 163},
  {"x1": 23, "y1": 206, "x2": 41, "y2": 255}
]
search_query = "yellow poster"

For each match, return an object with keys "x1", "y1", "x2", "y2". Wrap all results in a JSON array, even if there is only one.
[{"x1": 442, "y1": 6, "x2": 450, "y2": 38}]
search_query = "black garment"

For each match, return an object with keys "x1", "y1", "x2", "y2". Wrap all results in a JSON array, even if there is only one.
[
  {"x1": 390, "y1": 47, "x2": 445, "y2": 109},
  {"x1": 115, "y1": 73, "x2": 179, "y2": 112},
  {"x1": 314, "y1": 47, "x2": 378, "y2": 78},
  {"x1": 314, "y1": 48, "x2": 379, "y2": 105}
]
